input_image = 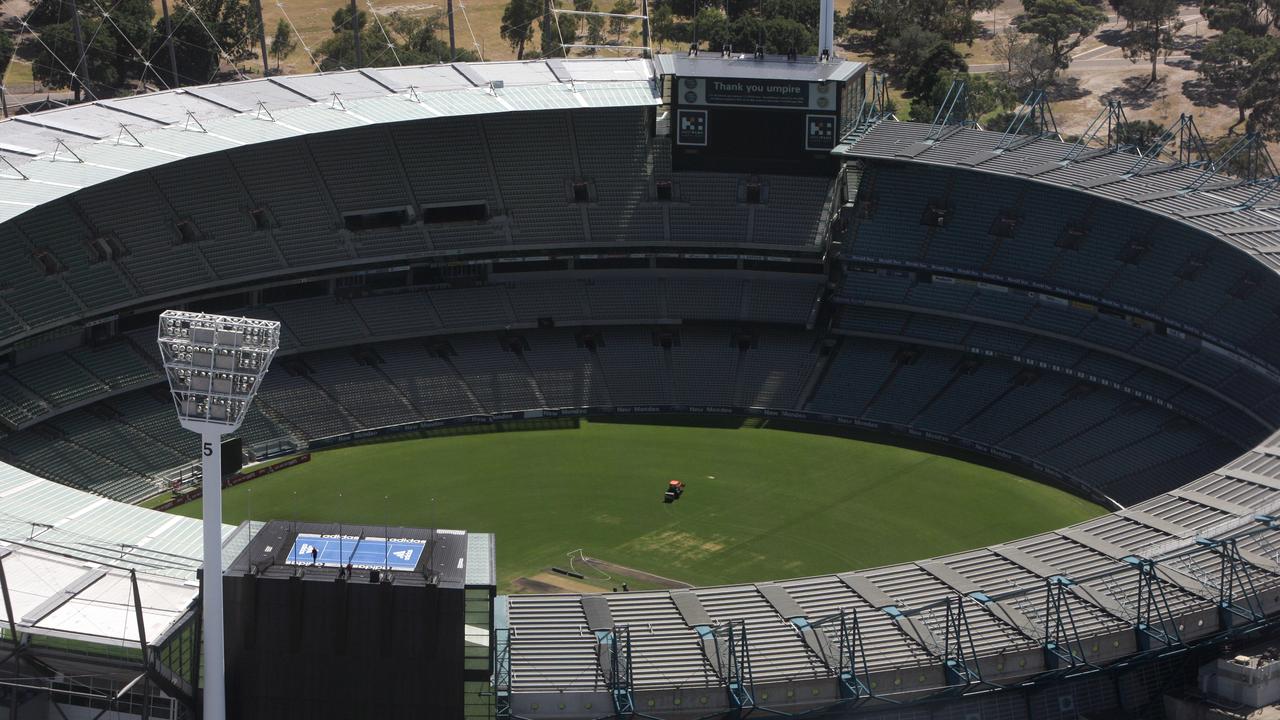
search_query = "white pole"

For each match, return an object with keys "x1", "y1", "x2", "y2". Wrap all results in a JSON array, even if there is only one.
[
  {"x1": 819, "y1": 0, "x2": 834, "y2": 59},
  {"x1": 201, "y1": 430, "x2": 226, "y2": 720}
]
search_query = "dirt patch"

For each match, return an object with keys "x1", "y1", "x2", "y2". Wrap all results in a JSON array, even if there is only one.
[
  {"x1": 372, "y1": 2, "x2": 440, "y2": 12},
  {"x1": 957, "y1": 2, "x2": 1269, "y2": 150},
  {"x1": 511, "y1": 571, "x2": 602, "y2": 594},
  {"x1": 1054, "y1": 60, "x2": 1232, "y2": 137},
  {"x1": 579, "y1": 556, "x2": 692, "y2": 589},
  {"x1": 509, "y1": 557, "x2": 691, "y2": 594},
  {"x1": 510, "y1": 577, "x2": 564, "y2": 593}
]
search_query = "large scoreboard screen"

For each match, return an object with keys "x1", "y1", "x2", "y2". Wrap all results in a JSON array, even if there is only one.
[
  {"x1": 679, "y1": 77, "x2": 834, "y2": 110},
  {"x1": 663, "y1": 54, "x2": 865, "y2": 176}
]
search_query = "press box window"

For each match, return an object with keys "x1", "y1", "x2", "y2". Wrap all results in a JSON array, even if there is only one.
[
  {"x1": 421, "y1": 202, "x2": 488, "y2": 224},
  {"x1": 343, "y1": 208, "x2": 412, "y2": 232}
]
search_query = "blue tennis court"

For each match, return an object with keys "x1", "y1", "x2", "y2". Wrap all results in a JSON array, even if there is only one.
[{"x1": 286, "y1": 533, "x2": 425, "y2": 570}]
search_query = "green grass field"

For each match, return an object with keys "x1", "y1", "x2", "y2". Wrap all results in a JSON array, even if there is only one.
[{"x1": 169, "y1": 421, "x2": 1103, "y2": 592}]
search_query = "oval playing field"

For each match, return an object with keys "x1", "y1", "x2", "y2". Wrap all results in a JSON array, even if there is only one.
[{"x1": 169, "y1": 420, "x2": 1103, "y2": 592}]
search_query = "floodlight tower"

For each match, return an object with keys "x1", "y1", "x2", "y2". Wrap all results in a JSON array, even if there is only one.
[{"x1": 158, "y1": 310, "x2": 280, "y2": 720}]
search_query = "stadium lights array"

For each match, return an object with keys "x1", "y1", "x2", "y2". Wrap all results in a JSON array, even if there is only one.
[
  {"x1": 158, "y1": 310, "x2": 280, "y2": 720},
  {"x1": 158, "y1": 312, "x2": 279, "y2": 431}
]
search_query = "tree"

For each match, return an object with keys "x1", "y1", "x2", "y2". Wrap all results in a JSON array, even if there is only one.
[
  {"x1": 692, "y1": 7, "x2": 728, "y2": 48},
  {"x1": 0, "y1": 33, "x2": 12, "y2": 80},
  {"x1": 1238, "y1": 41, "x2": 1280, "y2": 140},
  {"x1": 758, "y1": 0, "x2": 819, "y2": 28},
  {"x1": 1015, "y1": 0, "x2": 1107, "y2": 73},
  {"x1": 585, "y1": 4, "x2": 607, "y2": 51},
  {"x1": 726, "y1": 15, "x2": 764, "y2": 50},
  {"x1": 1110, "y1": 0, "x2": 1183, "y2": 83},
  {"x1": 725, "y1": 0, "x2": 761, "y2": 20},
  {"x1": 885, "y1": 24, "x2": 954, "y2": 79},
  {"x1": 1196, "y1": 29, "x2": 1278, "y2": 130},
  {"x1": 500, "y1": 0, "x2": 541, "y2": 58},
  {"x1": 908, "y1": 70, "x2": 1015, "y2": 122},
  {"x1": 106, "y1": 0, "x2": 157, "y2": 80},
  {"x1": 1199, "y1": 0, "x2": 1278, "y2": 34},
  {"x1": 902, "y1": 36, "x2": 967, "y2": 97},
  {"x1": 557, "y1": 0, "x2": 591, "y2": 52},
  {"x1": 650, "y1": 3, "x2": 675, "y2": 46},
  {"x1": 1114, "y1": 118, "x2": 1166, "y2": 147},
  {"x1": 992, "y1": 25, "x2": 1021, "y2": 73},
  {"x1": 950, "y1": 0, "x2": 1001, "y2": 44},
  {"x1": 849, "y1": 0, "x2": 993, "y2": 48},
  {"x1": 24, "y1": 0, "x2": 154, "y2": 94},
  {"x1": 535, "y1": 0, "x2": 572, "y2": 57},
  {"x1": 666, "y1": 0, "x2": 697, "y2": 21},
  {"x1": 993, "y1": 25, "x2": 1059, "y2": 91},
  {"x1": 608, "y1": 0, "x2": 638, "y2": 43},
  {"x1": 316, "y1": 6, "x2": 375, "y2": 68},
  {"x1": 154, "y1": 0, "x2": 256, "y2": 85},
  {"x1": 392, "y1": 12, "x2": 478, "y2": 63},
  {"x1": 318, "y1": 8, "x2": 478, "y2": 68},
  {"x1": 761, "y1": 17, "x2": 811, "y2": 53},
  {"x1": 1203, "y1": 133, "x2": 1274, "y2": 177},
  {"x1": 269, "y1": 18, "x2": 296, "y2": 71},
  {"x1": 1245, "y1": 90, "x2": 1280, "y2": 142},
  {"x1": 27, "y1": 21, "x2": 118, "y2": 95}
]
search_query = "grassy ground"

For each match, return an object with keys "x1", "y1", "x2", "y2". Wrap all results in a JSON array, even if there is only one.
[{"x1": 169, "y1": 420, "x2": 1103, "y2": 592}]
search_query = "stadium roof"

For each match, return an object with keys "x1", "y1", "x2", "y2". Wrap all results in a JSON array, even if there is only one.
[
  {"x1": 0, "y1": 58, "x2": 658, "y2": 223},
  {"x1": 837, "y1": 121, "x2": 1280, "y2": 270},
  {"x1": 0, "y1": 461, "x2": 227, "y2": 647}
]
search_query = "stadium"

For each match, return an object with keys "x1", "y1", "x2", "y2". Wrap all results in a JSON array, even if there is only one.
[{"x1": 2, "y1": 33, "x2": 1280, "y2": 720}]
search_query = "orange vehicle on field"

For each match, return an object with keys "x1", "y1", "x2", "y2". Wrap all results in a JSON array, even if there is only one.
[{"x1": 664, "y1": 480, "x2": 686, "y2": 503}]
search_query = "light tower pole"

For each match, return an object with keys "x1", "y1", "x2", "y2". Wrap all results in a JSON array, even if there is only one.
[
  {"x1": 158, "y1": 311, "x2": 280, "y2": 720},
  {"x1": 819, "y1": 0, "x2": 834, "y2": 60}
]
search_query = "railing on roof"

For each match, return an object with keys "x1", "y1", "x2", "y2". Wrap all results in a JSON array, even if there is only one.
[{"x1": 840, "y1": 72, "x2": 893, "y2": 144}]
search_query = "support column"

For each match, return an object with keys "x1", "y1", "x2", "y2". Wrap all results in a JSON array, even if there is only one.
[
  {"x1": 447, "y1": 0, "x2": 456, "y2": 60},
  {"x1": 640, "y1": 0, "x2": 650, "y2": 57},
  {"x1": 818, "y1": 0, "x2": 834, "y2": 58},
  {"x1": 201, "y1": 431, "x2": 225, "y2": 720},
  {"x1": 254, "y1": 0, "x2": 270, "y2": 76},
  {"x1": 130, "y1": 570, "x2": 153, "y2": 720},
  {"x1": 542, "y1": 0, "x2": 554, "y2": 57},
  {"x1": 1, "y1": 551, "x2": 19, "y2": 720},
  {"x1": 69, "y1": 0, "x2": 89, "y2": 102},
  {"x1": 350, "y1": 0, "x2": 362, "y2": 68},
  {"x1": 160, "y1": 0, "x2": 180, "y2": 87}
]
